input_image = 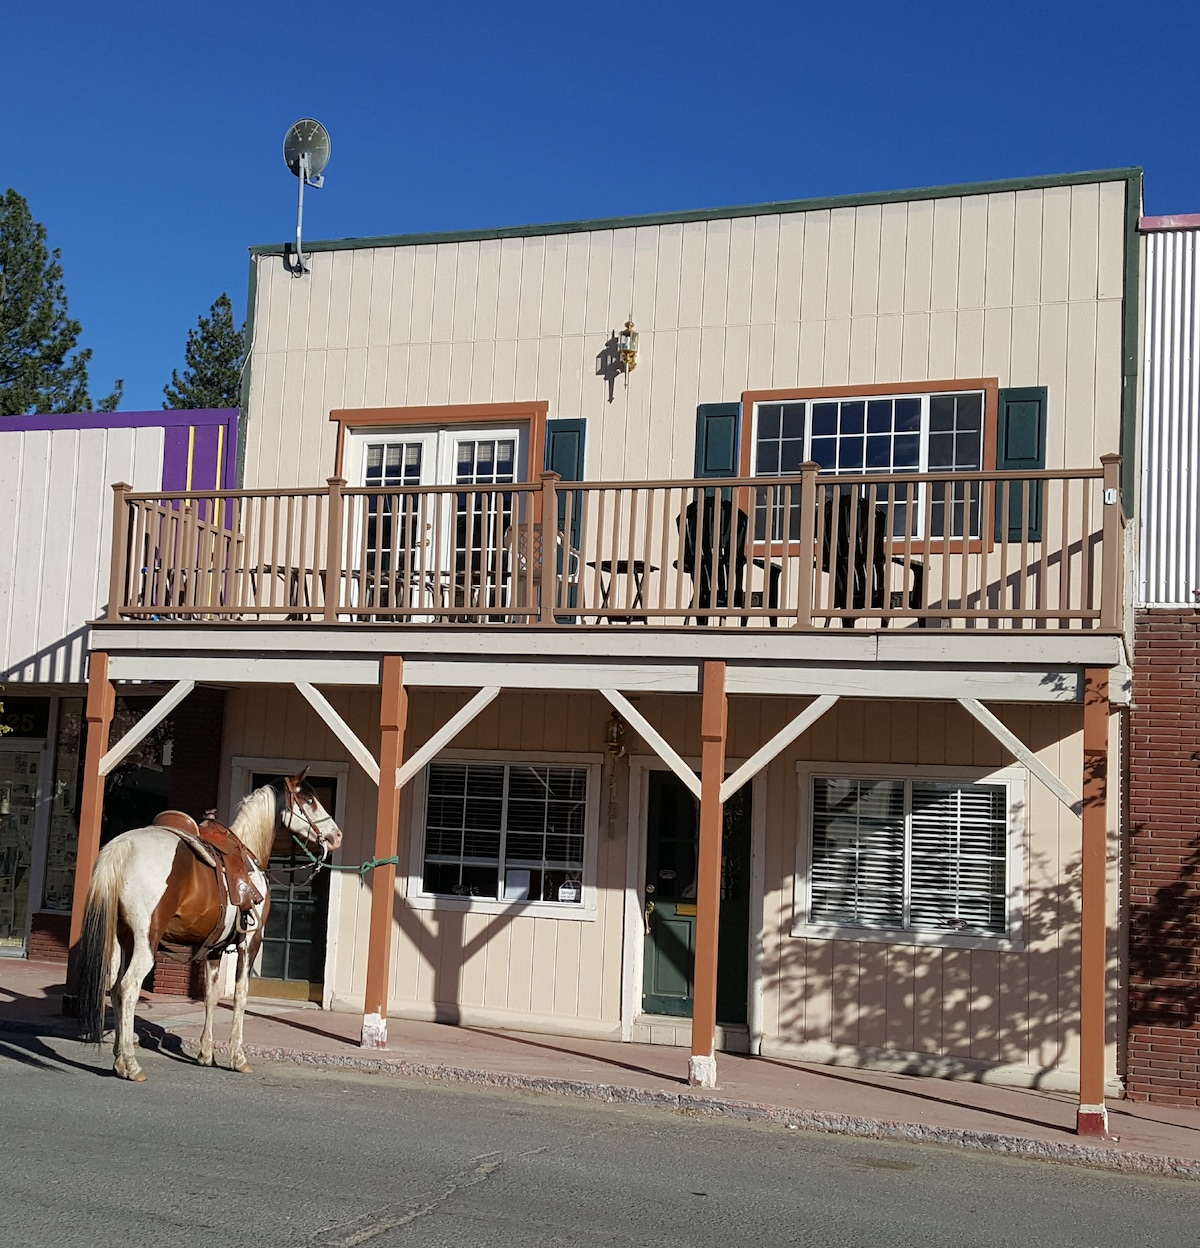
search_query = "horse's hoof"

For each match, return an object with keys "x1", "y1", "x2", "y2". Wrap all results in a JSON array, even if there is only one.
[
  {"x1": 233, "y1": 1061, "x2": 252, "y2": 1074},
  {"x1": 197, "y1": 1053, "x2": 215, "y2": 1067},
  {"x1": 114, "y1": 1064, "x2": 146, "y2": 1082}
]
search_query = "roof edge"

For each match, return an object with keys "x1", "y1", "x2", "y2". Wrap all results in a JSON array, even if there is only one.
[{"x1": 250, "y1": 168, "x2": 1144, "y2": 257}]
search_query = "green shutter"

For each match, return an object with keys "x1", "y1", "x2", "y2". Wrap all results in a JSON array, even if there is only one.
[
  {"x1": 544, "y1": 418, "x2": 587, "y2": 615},
  {"x1": 694, "y1": 403, "x2": 741, "y2": 479},
  {"x1": 994, "y1": 387, "x2": 1047, "y2": 541}
]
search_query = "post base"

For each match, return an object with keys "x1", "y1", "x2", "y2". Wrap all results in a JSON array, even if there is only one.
[
  {"x1": 61, "y1": 994, "x2": 80, "y2": 1018},
  {"x1": 688, "y1": 1054, "x2": 717, "y2": 1088},
  {"x1": 360, "y1": 1011, "x2": 388, "y2": 1049},
  {"x1": 1077, "y1": 1103, "x2": 1110, "y2": 1138}
]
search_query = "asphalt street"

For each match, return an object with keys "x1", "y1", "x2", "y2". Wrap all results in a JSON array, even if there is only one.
[{"x1": 3, "y1": 1031, "x2": 1199, "y2": 1248}]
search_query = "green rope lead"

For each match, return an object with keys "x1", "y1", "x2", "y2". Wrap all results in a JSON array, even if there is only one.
[{"x1": 291, "y1": 835, "x2": 400, "y2": 879}]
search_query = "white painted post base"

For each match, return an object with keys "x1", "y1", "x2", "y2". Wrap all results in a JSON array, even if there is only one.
[
  {"x1": 688, "y1": 1054, "x2": 718, "y2": 1088},
  {"x1": 1076, "y1": 1103, "x2": 1110, "y2": 1138},
  {"x1": 360, "y1": 1012, "x2": 388, "y2": 1050}
]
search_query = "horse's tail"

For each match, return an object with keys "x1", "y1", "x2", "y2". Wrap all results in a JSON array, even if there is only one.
[{"x1": 77, "y1": 839, "x2": 131, "y2": 1045}]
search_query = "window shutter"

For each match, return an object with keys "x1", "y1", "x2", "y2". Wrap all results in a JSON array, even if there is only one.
[
  {"x1": 994, "y1": 387, "x2": 1048, "y2": 541},
  {"x1": 694, "y1": 403, "x2": 741, "y2": 478},
  {"x1": 543, "y1": 418, "x2": 587, "y2": 614}
]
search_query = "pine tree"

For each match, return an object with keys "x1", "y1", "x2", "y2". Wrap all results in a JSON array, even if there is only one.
[
  {"x1": 163, "y1": 293, "x2": 245, "y2": 409},
  {"x1": 0, "y1": 188, "x2": 119, "y2": 415}
]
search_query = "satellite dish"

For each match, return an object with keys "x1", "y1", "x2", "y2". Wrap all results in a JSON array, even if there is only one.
[
  {"x1": 283, "y1": 118, "x2": 331, "y2": 182},
  {"x1": 282, "y1": 119, "x2": 330, "y2": 276}
]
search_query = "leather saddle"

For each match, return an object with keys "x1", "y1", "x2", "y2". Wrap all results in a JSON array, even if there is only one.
[{"x1": 155, "y1": 809, "x2": 266, "y2": 924}]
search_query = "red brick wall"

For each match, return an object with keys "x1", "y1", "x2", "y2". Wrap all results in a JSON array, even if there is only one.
[
  {"x1": 150, "y1": 954, "x2": 207, "y2": 999},
  {"x1": 27, "y1": 913, "x2": 71, "y2": 963},
  {"x1": 1128, "y1": 608, "x2": 1200, "y2": 1104}
]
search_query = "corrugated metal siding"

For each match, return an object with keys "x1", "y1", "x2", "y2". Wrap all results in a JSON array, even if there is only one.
[
  {"x1": 0, "y1": 426, "x2": 165, "y2": 683},
  {"x1": 246, "y1": 181, "x2": 1129, "y2": 490},
  {"x1": 1140, "y1": 229, "x2": 1200, "y2": 605}
]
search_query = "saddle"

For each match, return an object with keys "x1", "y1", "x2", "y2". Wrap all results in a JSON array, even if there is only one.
[{"x1": 155, "y1": 810, "x2": 266, "y2": 959}]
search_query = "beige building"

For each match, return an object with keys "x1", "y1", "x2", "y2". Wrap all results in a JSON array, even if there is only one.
[{"x1": 84, "y1": 168, "x2": 1141, "y2": 1135}]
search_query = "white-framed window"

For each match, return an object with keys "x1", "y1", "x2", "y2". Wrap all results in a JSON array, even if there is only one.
[
  {"x1": 406, "y1": 751, "x2": 602, "y2": 919},
  {"x1": 793, "y1": 762, "x2": 1025, "y2": 950},
  {"x1": 752, "y1": 390, "x2": 986, "y2": 540}
]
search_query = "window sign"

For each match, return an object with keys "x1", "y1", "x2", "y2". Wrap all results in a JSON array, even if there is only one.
[{"x1": 1, "y1": 697, "x2": 51, "y2": 739}]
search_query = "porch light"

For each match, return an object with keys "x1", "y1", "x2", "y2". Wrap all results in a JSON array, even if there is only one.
[
  {"x1": 605, "y1": 710, "x2": 627, "y2": 757},
  {"x1": 618, "y1": 317, "x2": 639, "y2": 383}
]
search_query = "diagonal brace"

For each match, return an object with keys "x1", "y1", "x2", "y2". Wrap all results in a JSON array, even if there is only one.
[
  {"x1": 296, "y1": 682, "x2": 381, "y2": 786},
  {"x1": 720, "y1": 695, "x2": 839, "y2": 802},
  {"x1": 396, "y1": 687, "x2": 501, "y2": 789},
  {"x1": 99, "y1": 679, "x2": 195, "y2": 776},
  {"x1": 957, "y1": 697, "x2": 1082, "y2": 815},
  {"x1": 601, "y1": 689, "x2": 701, "y2": 800}
]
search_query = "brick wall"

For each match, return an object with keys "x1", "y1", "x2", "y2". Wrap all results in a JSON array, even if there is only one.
[
  {"x1": 27, "y1": 912, "x2": 70, "y2": 963},
  {"x1": 150, "y1": 954, "x2": 207, "y2": 998},
  {"x1": 1128, "y1": 608, "x2": 1200, "y2": 1104}
]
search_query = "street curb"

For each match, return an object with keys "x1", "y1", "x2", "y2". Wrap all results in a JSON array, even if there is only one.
[{"x1": 158, "y1": 1029, "x2": 1200, "y2": 1183}]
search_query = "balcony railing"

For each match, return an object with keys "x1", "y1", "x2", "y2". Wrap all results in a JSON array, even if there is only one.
[{"x1": 105, "y1": 456, "x2": 1124, "y2": 632}]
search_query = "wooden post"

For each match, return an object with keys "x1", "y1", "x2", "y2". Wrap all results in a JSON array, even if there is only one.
[
  {"x1": 361, "y1": 654, "x2": 408, "y2": 1048},
  {"x1": 323, "y1": 477, "x2": 346, "y2": 623},
  {"x1": 106, "y1": 483, "x2": 133, "y2": 623},
  {"x1": 538, "y1": 471, "x2": 560, "y2": 626},
  {"x1": 63, "y1": 652, "x2": 116, "y2": 1008},
  {"x1": 689, "y1": 660, "x2": 728, "y2": 1088},
  {"x1": 1078, "y1": 666, "x2": 1111, "y2": 1136},
  {"x1": 1099, "y1": 454, "x2": 1123, "y2": 633},
  {"x1": 795, "y1": 461, "x2": 820, "y2": 629}
]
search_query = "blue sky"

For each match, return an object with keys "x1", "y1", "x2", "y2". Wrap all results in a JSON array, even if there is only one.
[{"x1": 4, "y1": 0, "x2": 1197, "y2": 412}]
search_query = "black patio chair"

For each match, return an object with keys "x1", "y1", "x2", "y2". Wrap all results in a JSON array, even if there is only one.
[
  {"x1": 821, "y1": 492, "x2": 925, "y2": 628},
  {"x1": 679, "y1": 496, "x2": 780, "y2": 626}
]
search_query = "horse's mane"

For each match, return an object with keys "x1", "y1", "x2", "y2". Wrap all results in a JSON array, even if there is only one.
[{"x1": 229, "y1": 784, "x2": 281, "y2": 864}]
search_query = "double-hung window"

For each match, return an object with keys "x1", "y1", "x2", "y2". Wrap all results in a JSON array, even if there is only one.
[
  {"x1": 749, "y1": 387, "x2": 989, "y2": 541},
  {"x1": 420, "y1": 759, "x2": 591, "y2": 907},
  {"x1": 795, "y1": 765, "x2": 1023, "y2": 948}
]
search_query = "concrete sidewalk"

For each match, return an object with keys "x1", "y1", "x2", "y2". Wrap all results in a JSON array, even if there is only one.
[{"x1": 6, "y1": 957, "x2": 1200, "y2": 1180}]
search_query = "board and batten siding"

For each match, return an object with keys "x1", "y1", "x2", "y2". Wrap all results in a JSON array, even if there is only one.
[
  {"x1": 0, "y1": 425, "x2": 165, "y2": 684},
  {"x1": 218, "y1": 687, "x2": 627, "y2": 1036},
  {"x1": 1140, "y1": 226, "x2": 1200, "y2": 605},
  {"x1": 245, "y1": 180, "x2": 1129, "y2": 489},
  {"x1": 219, "y1": 686, "x2": 1117, "y2": 1075}
]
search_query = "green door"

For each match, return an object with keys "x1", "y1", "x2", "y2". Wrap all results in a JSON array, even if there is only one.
[
  {"x1": 641, "y1": 771, "x2": 751, "y2": 1023},
  {"x1": 250, "y1": 772, "x2": 336, "y2": 1002}
]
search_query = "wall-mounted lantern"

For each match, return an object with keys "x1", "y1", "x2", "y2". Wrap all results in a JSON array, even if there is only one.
[{"x1": 617, "y1": 317, "x2": 639, "y2": 384}]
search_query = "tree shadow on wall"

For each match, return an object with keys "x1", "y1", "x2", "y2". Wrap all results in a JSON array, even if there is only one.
[
  {"x1": 769, "y1": 842, "x2": 1098, "y2": 1088},
  {"x1": 1128, "y1": 830, "x2": 1200, "y2": 1029}
]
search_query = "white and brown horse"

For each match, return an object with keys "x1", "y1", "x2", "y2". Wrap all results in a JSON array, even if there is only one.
[{"x1": 77, "y1": 771, "x2": 342, "y2": 1081}]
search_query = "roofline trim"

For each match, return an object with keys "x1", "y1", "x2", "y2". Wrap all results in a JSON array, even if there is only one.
[{"x1": 249, "y1": 168, "x2": 1143, "y2": 257}]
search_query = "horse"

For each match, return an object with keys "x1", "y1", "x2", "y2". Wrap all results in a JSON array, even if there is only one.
[{"x1": 76, "y1": 770, "x2": 342, "y2": 1081}]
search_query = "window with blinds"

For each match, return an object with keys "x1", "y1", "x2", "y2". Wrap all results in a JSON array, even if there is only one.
[
  {"x1": 808, "y1": 774, "x2": 1009, "y2": 937},
  {"x1": 422, "y1": 761, "x2": 588, "y2": 905}
]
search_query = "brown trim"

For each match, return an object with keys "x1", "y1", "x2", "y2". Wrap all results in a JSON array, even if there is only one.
[
  {"x1": 1139, "y1": 214, "x2": 1200, "y2": 232},
  {"x1": 739, "y1": 379, "x2": 1000, "y2": 555},
  {"x1": 361, "y1": 654, "x2": 408, "y2": 1048},
  {"x1": 691, "y1": 660, "x2": 728, "y2": 1075},
  {"x1": 66, "y1": 653, "x2": 115, "y2": 986},
  {"x1": 330, "y1": 401, "x2": 551, "y2": 481},
  {"x1": 1078, "y1": 666, "x2": 1111, "y2": 1136}
]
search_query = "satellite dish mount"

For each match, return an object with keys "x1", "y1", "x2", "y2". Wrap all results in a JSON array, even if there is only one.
[{"x1": 283, "y1": 119, "x2": 331, "y2": 276}]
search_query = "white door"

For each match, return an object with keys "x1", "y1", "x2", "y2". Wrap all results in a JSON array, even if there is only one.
[{"x1": 347, "y1": 426, "x2": 526, "y2": 615}]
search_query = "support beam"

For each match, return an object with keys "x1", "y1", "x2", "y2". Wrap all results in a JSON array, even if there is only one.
[
  {"x1": 396, "y1": 686, "x2": 501, "y2": 789},
  {"x1": 689, "y1": 660, "x2": 727, "y2": 1089},
  {"x1": 361, "y1": 655, "x2": 408, "y2": 1049},
  {"x1": 64, "y1": 652, "x2": 116, "y2": 1006},
  {"x1": 98, "y1": 679, "x2": 194, "y2": 776},
  {"x1": 295, "y1": 682, "x2": 381, "y2": 785},
  {"x1": 1078, "y1": 668, "x2": 1111, "y2": 1137},
  {"x1": 957, "y1": 698, "x2": 1082, "y2": 814},
  {"x1": 720, "y1": 695, "x2": 839, "y2": 802},
  {"x1": 601, "y1": 689, "x2": 701, "y2": 801}
]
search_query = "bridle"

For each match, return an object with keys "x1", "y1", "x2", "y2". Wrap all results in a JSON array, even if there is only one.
[{"x1": 281, "y1": 778, "x2": 338, "y2": 865}]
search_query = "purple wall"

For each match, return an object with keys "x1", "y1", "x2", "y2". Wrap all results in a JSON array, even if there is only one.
[{"x1": 3, "y1": 409, "x2": 239, "y2": 491}]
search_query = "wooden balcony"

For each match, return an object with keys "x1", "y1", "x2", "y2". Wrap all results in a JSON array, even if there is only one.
[{"x1": 104, "y1": 456, "x2": 1125, "y2": 635}]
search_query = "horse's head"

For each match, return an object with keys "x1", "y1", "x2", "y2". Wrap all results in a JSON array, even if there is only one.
[{"x1": 280, "y1": 769, "x2": 343, "y2": 853}]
